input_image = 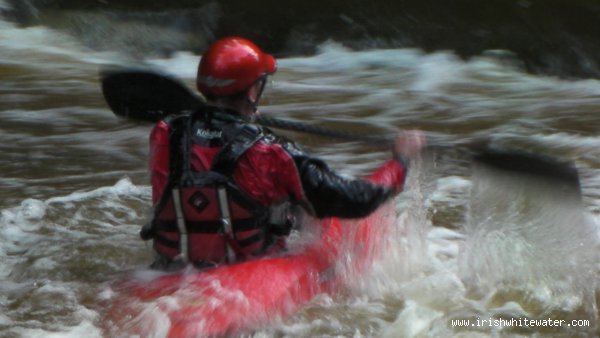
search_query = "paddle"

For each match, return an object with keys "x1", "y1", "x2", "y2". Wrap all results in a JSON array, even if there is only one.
[
  {"x1": 100, "y1": 66, "x2": 393, "y2": 147},
  {"x1": 473, "y1": 149, "x2": 581, "y2": 198},
  {"x1": 100, "y1": 66, "x2": 581, "y2": 193}
]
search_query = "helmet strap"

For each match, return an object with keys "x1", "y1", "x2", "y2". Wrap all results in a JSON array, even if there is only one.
[{"x1": 246, "y1": 75, "x2": 268, "y2": 112}]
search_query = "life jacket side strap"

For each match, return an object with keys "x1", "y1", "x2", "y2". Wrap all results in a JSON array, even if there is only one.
[
  {"x1": 172, "y1": 187, "x2": 189, "y2": 264},
  {"x1": 141, "y1": 114, "x2": 189, "y2": 241},
  {"x1": 217, "y1": 186, "x2": 237, "y2": 263}
]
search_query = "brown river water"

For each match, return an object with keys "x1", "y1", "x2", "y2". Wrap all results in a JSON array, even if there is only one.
[{"x1": 1, "y1": 13, "x2": 600, "y2": 338}]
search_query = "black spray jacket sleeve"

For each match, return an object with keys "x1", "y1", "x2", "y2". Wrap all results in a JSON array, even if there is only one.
[{"x1": 296, "y1": 156, "x2": 397, "y2": 218}]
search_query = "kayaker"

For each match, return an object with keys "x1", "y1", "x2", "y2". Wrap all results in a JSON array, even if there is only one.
[{"x1": 142, "y1": 36, "x2": 426, "y2": 270}]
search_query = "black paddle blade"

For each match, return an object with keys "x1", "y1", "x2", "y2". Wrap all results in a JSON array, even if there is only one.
[
  {"x1": 473, "y1": 149, "x2": 581, "y2": 197},
  {"x1": 100, "y1": 67, "x2": 205, "y2": 122}
]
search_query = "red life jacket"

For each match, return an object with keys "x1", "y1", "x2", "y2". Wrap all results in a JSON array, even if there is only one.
[{"x1": 146, "y1": 111, "x2": 275, "y2": 265}]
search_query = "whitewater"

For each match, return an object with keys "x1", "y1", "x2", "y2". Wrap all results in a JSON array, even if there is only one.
[{"x1": 1, "y1": 11, "x2": 600, "y2": 337}]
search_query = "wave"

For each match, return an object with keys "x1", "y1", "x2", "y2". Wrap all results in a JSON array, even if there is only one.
[{"x1": 3, "y1": 0, "x2": 600, "y2": 79}]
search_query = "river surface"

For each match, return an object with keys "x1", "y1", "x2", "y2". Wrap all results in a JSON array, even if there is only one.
[{"x1": 1, "y1": 4, "x2": 600, "y2": 338}]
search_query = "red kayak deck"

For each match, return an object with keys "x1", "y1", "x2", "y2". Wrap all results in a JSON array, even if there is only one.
[{"x1": 103, "y1": 199, "x2": 392, "y2": 337}]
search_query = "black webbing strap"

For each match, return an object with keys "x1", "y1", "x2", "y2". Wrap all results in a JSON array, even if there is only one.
[{"x1": 211, "y1": 123, "x2": 265, "y2": 176}]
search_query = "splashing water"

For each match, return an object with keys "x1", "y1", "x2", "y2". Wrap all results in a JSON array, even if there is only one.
[{"x1": 458, "y1": 165, "x2": 598, "y2": 336}]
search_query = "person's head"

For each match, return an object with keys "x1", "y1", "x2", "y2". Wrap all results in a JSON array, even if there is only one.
[{"x1": 196, "y1": 37, "x2": 277, "y2": 116}]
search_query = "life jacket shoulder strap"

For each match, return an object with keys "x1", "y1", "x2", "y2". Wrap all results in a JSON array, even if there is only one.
[
  {"x1": 211, "y1": 123, "x2": 267, "y2": 214},
  {"x1": 211, "y1": 123, "x2": 264, "y2": 176}
]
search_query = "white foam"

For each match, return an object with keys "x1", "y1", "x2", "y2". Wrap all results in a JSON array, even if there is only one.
[
  {"x1": 410, "y1": 52, "x2": 466, "y2": 93},
  {"x1": 18, "y1": 198, "x2": 46, "y2": 220},
  {"x1": 115, "y1": 298, "x2": 174, "y2": 338},
  {"x1": 32, "y1": 257, "x2": 58, "y2": 270},
  {"x1": 0, "y1": 313, "x2": 12, "y2": 326},
  {"x1": 280, "y1": 41, "x2": 424, "y2": 73},
  {"x1": 0, "y1": 19, "x2": 121, "y2": 68},
  {"x1": 381, "y1": 300, "x2": 443, "y2": 338},
  {"x1": 146, "y1": 51, "x2": 201, "y2": 80},
  {"x1": 13, "y1": 320, "x2": 103, "y2": 338},
  {"x1": 427, "y1": 176, "x2": 471, "y2": 207},
  {"x1": 0, "y1": 200, "x2": 46, "y2": 260},
  {"x1": 460, "y1": 166, "x2": 599, "y2": 319},
  {"x1": 529, "y1": 132, "x2": 600, "y2": 153},
  {"x1": 46, "y1": 177, "x2": 148, "y2": 204}
]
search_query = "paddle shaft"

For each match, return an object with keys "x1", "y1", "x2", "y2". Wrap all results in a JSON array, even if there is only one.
[
  {"x1": 100, "y1": 67, "x2": 581, "y2": 191},
  {"x1": 100, "y1": 67, "x2": 393, "y2": 147},
  {"x1": 255, "y1": 115, "x2": 393, "y2": 147}
]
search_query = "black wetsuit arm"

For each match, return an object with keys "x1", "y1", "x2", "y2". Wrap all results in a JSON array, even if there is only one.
[{"x1": 296, "y1": 157, "x2": 397, "y2": 218}]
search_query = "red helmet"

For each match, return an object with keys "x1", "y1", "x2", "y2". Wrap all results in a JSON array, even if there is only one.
[{"x1": 197, "y1": 37, "x2": 277, "y2": 97}]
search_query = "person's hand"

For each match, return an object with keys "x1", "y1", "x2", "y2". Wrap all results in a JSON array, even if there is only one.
[{"x1": 392, "y1": 130, "x2": 426, "y2": 160}]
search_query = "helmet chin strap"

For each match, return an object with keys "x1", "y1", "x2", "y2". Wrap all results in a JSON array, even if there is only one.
[
  {"x1": 246, "y1": 97, "x2": 259, "y2": 113},
  {"x1": 246, "y1": 75, "x2": 268, "y2": 113}
]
